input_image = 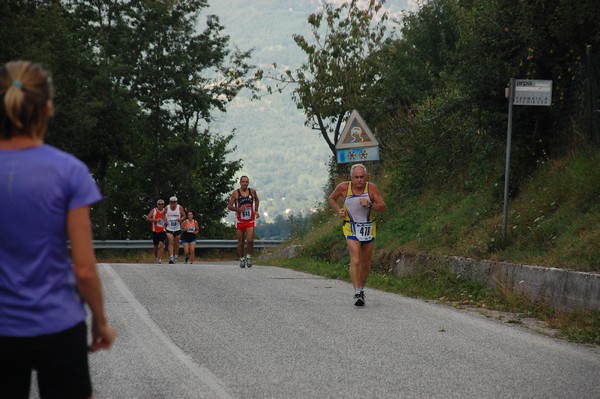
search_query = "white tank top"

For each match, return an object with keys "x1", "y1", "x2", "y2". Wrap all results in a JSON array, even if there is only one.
[{"x1": 165, "y1": 205, "x2": 182, "y2": 231}]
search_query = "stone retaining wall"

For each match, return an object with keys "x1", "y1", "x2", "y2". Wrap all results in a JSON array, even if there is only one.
[{"x1": 394, "y1": 253, "x2": 600, "y2": 311}]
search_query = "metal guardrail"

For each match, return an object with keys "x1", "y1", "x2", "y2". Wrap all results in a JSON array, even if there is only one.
[{"x1": 92, "y1": 239, "x2": 285, "y2": 249}]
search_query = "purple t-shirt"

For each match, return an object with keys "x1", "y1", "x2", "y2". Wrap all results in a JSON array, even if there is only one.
[{"x1": 0, "y1": 144, "x2": 102, "y2": 337}]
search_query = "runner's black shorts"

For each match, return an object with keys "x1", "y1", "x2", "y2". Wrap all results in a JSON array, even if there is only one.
[
  {"x1": 0, "y1": 321, "x2": 92, "y2": 399},
  {"x1": 181, "y1": 232, "x2": 197, "y2": 244},
  {"x1": 152, "y1": 230, "x2": 167, "y2": 245}
]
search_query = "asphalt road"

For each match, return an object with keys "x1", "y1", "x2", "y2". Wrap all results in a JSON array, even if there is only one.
[{"x1": 34, "y1": 261, "x2": 600, "y2": 398}]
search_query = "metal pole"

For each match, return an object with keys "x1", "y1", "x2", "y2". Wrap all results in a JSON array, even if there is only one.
[
  {"x1": 586, "y1": 45, "x2": 593, "y2": 143},
  {"x1": 502, "y1": 78, "x2": 515, "y2": 239}
]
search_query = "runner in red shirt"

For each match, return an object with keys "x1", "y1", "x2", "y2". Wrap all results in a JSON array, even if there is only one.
[
  {"x1": 228, "y1": 176, "x2": 260, "y2": 268},
  {"x1": 146, "y1": 199, "x2": 167, "y2": 264}
]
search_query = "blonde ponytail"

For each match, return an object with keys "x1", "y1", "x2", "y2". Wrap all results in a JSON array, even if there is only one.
[{"x1": 0, "y1": 61, "x2": 54, "y2": 139}]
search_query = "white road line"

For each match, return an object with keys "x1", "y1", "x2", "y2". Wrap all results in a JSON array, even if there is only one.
[{"x1": 99, "y1": 263, "x2": 233, "y2": 399}]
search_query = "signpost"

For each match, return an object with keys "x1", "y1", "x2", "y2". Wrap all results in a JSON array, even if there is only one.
[
  {"x1": 513, "y1": 79, "x2": 553, "y2": 106},
  {"x1": 335, "y1": 110, "x2": 379, "y2": 164},
  {"x1": 503, "y1": 79, "x2": 553, "y2": 238}
]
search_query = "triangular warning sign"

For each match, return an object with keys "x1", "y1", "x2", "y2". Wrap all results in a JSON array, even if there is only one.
[{"x1": 335, "y1": 110, "x2": 379, "y2": 149}]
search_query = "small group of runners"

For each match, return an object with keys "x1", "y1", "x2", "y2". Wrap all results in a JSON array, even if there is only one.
[
  {"x1": 147, "y1": 175, "x2": 260, "y2": 267},
  {"x1": 147, "y1": 196, "x2": 199, "y2": 264}
]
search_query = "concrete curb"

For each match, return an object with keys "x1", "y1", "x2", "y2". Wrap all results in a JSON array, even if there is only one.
[{"x1": 394, "y1": 253, "x2": 600, "y2": 311}]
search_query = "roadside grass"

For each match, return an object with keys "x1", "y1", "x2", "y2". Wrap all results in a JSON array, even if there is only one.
[
  {"x1": 546, "y1": 309, "x2": 600, "y2": 344},
  {"x1": 96, "y1": 248, "x2": 238, "y2": 263},
  {"x1": 260, "y1": 256, "x2": 600, "y2": 346},
  {"x1": 95, "y1": 249, "x2": 153, "y2": 263}
]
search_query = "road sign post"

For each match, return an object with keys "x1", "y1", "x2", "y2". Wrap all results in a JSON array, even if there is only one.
[{"x1": 502, "y1": 79, "x2": 552, "y2": 239}]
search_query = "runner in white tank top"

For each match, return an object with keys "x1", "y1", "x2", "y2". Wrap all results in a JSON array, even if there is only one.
[{"x1": 165, "y1": 196, "x2": 185, "y2": 263}]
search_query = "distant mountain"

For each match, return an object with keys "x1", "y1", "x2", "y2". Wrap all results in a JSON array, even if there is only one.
[{"x1": 205, "y1": 0, "x2": 411, "y2": 223}]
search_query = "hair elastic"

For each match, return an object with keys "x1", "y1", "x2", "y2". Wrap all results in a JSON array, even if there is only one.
[{"x1": 12, "y1": 80, "x2": 23, "y2": 89}]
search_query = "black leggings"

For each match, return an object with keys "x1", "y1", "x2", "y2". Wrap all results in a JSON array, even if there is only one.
[{"x1": 0, "y1": 321, "x2": 92, "y2": 399}]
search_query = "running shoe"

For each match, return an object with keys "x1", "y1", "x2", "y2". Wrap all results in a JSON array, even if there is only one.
[
  {"x1": 169, "y1": 256, "x2": 174, "y2": 264},
  {"x1": 353, "y1": 291, "x2": 365, "y2": 306},
  {"x1": 239, "y1": 258, "x2": 246, "y2": 268},
  {"x1": 246, "y1": 257, "x2": 253, "y2": 268}
]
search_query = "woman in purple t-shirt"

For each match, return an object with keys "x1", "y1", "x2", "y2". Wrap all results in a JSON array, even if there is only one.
[{"x1": 0, "y1": 61, "x2": 116, "y2": 398}]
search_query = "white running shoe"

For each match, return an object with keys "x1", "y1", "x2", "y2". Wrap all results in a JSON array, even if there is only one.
[{"x1": 353, "y1": 291, "x2": 365, "y2": 306}]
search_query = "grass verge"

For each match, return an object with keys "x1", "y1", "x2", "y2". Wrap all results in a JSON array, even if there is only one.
[{"x1": 96, "y1": 248, "x2": 238, "y2": 263}]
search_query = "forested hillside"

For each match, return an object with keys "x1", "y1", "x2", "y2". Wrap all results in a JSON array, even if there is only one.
[{"x1": 278, "y1": 0, "x2": 600, "y2": 271}]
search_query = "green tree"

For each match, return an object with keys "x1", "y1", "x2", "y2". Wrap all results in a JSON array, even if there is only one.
[
  {"x1": 0, "y1": 1, "x2": 145, "y2": 238},
  {"x1": 111, "y1": 0, "x2": 258, "y2": 238},
  {"x1": 375, "y1": 0, "x2": 600, "y2": 195},
  {"x1": 267, "y1": 0, "x2": 392, "y2": 159},
  {"x1": 1, "y1": 0, "x2": 260, "y2": 239}
]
